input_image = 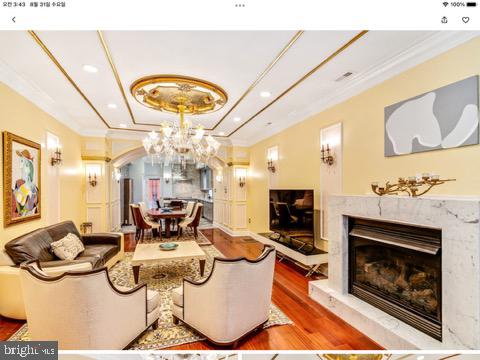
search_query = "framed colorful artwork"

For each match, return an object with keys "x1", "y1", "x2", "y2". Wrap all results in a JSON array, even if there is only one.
[{"x1": 3, "y1": 131, "x2": 41, "y2": 226}]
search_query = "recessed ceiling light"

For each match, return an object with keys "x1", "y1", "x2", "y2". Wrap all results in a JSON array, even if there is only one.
[
  {"x1": 82, "y1": 64, "x2": 98, "y2": 73},
  {"x1": 119, "y1": 124, "x2": 127, "y2": 128},
  {"x1": 260, "y1": 91, "x2": 271, "y2": 98},
  {"x1": 218, "y1": 132, "x2": 225, "y2": 136},
  {"x1": 417, "y1": 357, "x2": 425, "y2": 360},
  {"x1": 233, "y1": 117, "x2": 241, "y2": 122},
  {"x1": 107, "y1": 103, "x2": 118, "y2": 109}
]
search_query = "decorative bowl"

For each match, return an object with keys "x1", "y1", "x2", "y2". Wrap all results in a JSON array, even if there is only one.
[{"x1": 159, "y1": 242, "x2": 178, "y2": 251}]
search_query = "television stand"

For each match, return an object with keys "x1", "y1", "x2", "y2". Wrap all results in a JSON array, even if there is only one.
[{"x1": 253, "y1": 232, "x2": 328, "y2": 276}]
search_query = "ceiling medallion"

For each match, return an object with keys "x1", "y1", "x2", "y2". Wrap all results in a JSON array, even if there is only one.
[
  {"x1": 130, "y1": 75, "x2": 228, "y2": 167},
  {"x1": 130, "y1": 75, "x2": 227, "y2": 114}
]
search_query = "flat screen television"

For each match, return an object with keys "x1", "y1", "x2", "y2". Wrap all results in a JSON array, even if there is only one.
[{"x1": 269, "y1": 189, "x2": 314, "y2": 236}]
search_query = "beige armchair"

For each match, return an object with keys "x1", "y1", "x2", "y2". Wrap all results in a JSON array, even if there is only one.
[
  {"x1": 20, "y1": 260, "x2": 160, "y2": 350},
  {"x1": 0, "y1": 249, "x2": 92, "y2": 320},
  {"x1": 171, "y1": 245, "x2": 276, "y2": 347}
]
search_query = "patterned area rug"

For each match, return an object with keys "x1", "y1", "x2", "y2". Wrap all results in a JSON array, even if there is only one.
[{"x1": 9, "y1": 234, "x2": 292, "y2": 349}]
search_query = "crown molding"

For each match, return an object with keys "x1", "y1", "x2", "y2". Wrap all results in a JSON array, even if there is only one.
[
  {"x1": 82, "y1": 155, "x2": 111, "y2": 162},
  {"x1": 0, "y1": 58, "x2": 83, "y2": 134},
  {"x1": 80, "y1": 128, "x2": 109, "y2": 137},
  {"x1": 240, "y1": 31, "x2": 480, "y2": 146}
]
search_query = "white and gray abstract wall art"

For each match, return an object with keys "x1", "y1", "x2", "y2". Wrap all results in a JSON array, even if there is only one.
[{"x1": 384, "y1": 75, "x2": 479, "y2": 156}]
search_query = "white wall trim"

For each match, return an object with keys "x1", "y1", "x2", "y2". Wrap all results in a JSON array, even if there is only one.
[
  {"x1": 213, "y1": 222, "x2": 250, "y2": 237},
  {"x1": 0, "y1": 58, "x2": 83, "y2": 134}
]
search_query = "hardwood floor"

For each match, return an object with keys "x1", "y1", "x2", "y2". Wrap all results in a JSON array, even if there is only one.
[{"x1": 0, "y1": 227, "x2": 382, "y2": 350}]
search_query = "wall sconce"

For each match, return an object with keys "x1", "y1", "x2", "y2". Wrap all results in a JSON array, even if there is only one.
[
  {"x1": 113, "y1": 168, "x2": 121, "y2": 183},
  {"x1": 321, "y1": 143, "x2": 334, "y2": 166},
  {"x1": 88, "y1": 173, "x2": 98, "y2": 187},
  {"x1": 47, "y1": 135, "x2": 62, "y2": 166},
  {"x1": 164, "y1": 173, "x2": 171, "y2": 183},
  {"x1": 267, "y1": 159, "x2": 276, "y2": 173},
  {"x1": 267, "y1": 146, "x2": 278, "y2": 173},
  {"x1": 50, "y1": 146, "x2": 62, "y2": 166},
  {"x1": 86, "y1": 164, "x2": 101, "y2": 187},
  {"x1": 236, "y1": 168, "x2": 247, "y2": 188}
]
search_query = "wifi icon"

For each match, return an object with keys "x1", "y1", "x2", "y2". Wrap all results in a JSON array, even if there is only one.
[{"x1": 443, "y1": 1, "x2": 449, "y2": 6}]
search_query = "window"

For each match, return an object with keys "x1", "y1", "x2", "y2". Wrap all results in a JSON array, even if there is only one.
[{"x1": 147, "y1": 178, "x2": 161, "y2": 207}]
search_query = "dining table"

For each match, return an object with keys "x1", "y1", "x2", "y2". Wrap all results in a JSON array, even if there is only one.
[{"x1": 147, "y1": 209, "x2": 186, "y2": 238}]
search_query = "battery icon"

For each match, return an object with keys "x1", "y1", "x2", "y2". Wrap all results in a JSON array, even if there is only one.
[{"x1": 467, "y1": 2, "x2": 477, "y2": 6}]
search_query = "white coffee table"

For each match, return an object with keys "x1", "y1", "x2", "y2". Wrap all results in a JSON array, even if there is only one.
[{"x1": 131, "y1": 241, "x2": 207, "y2": 284}]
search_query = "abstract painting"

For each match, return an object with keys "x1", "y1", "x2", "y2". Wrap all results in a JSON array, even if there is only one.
[
  {"x1": 3, "y1": 132, "x2": 41, "y2": 226},
  {"x1": 385, "y1": 75, "x2": 479, "y2": 156}
]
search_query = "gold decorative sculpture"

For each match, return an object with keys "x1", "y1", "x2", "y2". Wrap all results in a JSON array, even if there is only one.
[{"x1": 371, "y1": 173, "x2": 455, "y2": 197}]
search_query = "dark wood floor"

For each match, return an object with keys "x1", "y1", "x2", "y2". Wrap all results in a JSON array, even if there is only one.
[{"x1": 0, "y1": 227, "x2": 382, "y2": 350}]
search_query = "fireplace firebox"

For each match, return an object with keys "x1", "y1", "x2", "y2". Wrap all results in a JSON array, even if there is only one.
[{"x1": 348, "y1": 217, "x2": 442, "y2": 340}]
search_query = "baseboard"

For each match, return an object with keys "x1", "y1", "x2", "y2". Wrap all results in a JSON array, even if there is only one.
[{"x1": 213, "y1": 222, "x2": 250, "y2": 237}]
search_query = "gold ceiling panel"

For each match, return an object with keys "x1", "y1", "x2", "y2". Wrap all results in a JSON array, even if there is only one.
[
  {"x1": 28, "y1": 30, "x2": 151, "y2": 134},
  {"x1": 227, "y1": 30, "x2": 368, "y2": 137},
  {"x1": 29, "y1": 30, "x2": 368, "y2": 139},
  {"x1": 98, "y1": 30, "x2": 303, "y2": 130},
  {"x1": 209, "y1": 30, "x2": 304, "y2": 131}
]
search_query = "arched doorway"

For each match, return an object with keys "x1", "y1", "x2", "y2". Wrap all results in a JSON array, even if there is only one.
[{"x1": 109, "y1": 146, "x2": 226, "y2": 231}]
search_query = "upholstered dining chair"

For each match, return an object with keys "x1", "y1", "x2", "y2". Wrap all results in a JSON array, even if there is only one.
[
  {"x1": 184, "y1": 201, "x2": 196, "y2": 217},
  {"x1": 138, "y1": 201, "x2": 150, "y2": 219},
  {"x1": 177, "y1": 203, "x2": 203, "y2": 239},
  {"x1": 171, "y1": 245, "x2": 276, "y2": 347},
  {"x1": 130, "y1": 204, "x2": 140, "y2": 240},
  {"x1": 130, "y1": 204, "x2": 161, "y2": 240},
  {"x1": 19, "y1": 260, "x2": 160, "y2": 350}
]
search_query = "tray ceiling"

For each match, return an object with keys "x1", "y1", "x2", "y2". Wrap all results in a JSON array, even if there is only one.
[{"x1": 0, "y1": 30, "x2": 477, "y2": 145}]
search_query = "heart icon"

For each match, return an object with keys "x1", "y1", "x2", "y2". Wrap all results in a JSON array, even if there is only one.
[{"x1": 462, "y1": 17, "x2": 470, "y2": 23}]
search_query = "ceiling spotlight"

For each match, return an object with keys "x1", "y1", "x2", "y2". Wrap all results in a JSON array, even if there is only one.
[
  {"x1": 260, "y1": 91, "x2": 271, "y2": 98},
  {"x1": 218, "y1": 132, "x2": 225, "y2": 136},
  {"x1": 119, "y1": 124, "x2": 127, "y2": 128},
  {"x1": 107, "y1": 103, "x2": 118, "y2": 109},
  {"x1": 82, "y1": 64, "x2": 98, "y2": 73},
  {"x1": 417, "y1": 357, "x2": 425, "y2": 360},
  {"x1": 233, "y1": 117, "x2": 241, "y2": 122}
]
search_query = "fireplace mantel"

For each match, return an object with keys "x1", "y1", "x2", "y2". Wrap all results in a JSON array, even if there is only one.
[{"x1": 309, "y1": 194, "x2": 480, "y2": 350}]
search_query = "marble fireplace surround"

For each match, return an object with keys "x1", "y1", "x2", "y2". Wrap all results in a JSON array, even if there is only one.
[{"x1": 309, "y1": 195, "x2": 480, "y2": 350}]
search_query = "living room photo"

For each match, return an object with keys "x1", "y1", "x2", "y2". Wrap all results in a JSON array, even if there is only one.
[{"x1": 0, "y1": 29, "x2": 479, "y2": 353}]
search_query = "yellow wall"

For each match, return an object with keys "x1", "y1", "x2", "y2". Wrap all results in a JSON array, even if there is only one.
[
  {"x1": 0, "y1": 83, "x2": 83, "y2": 246},
  {"x1": 247, "y1": 37, "x2": 480, "y2": 233}
]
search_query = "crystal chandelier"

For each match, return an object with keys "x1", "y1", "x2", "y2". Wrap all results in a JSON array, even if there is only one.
[
  {"x1": 131, "y1": 75, "x2": 227, "y2": 166},
  {"x1": 142, "y1": 103, "x2": 221, "y2": 166}
]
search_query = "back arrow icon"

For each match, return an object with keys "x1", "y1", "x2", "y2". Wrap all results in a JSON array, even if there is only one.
[{"x1": 12, "y1": 17, "x2": 15, "y2": 23}]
